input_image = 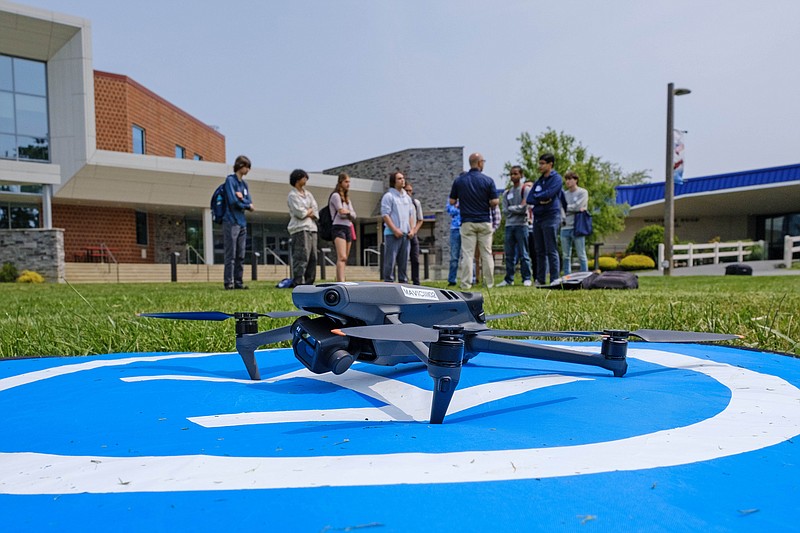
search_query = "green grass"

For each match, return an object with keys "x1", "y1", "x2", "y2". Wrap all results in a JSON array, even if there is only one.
[{"x1": 1, "y1": 276, "x2": 798, "y2": 358}]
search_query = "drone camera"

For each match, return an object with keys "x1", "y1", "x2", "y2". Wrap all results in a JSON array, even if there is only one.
[
  {"x1": 292, "y1": 316, "x2": 355, "y2": 375},
  {"x1": 323, "y1": 288, "x2": 341, "y2": 307}
]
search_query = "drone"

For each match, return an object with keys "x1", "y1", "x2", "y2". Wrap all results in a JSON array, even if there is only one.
[{"x1": 140, "y1": 282, "x2": 738, "y2": 424}]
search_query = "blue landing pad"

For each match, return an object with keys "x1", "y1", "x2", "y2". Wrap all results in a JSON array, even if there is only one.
[{"x1": 1, "y1": 343, "x2": 799, "y2": 531}]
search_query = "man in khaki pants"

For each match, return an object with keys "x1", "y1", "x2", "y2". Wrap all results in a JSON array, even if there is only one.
[{"x1": 448, "y1": 153, "x2": 499, "y2": 290}]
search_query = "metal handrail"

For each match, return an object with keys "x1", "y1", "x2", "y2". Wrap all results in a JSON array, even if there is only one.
[
  {"x1": 263, "y1": 247, "x2": 287, "y2": 266},
  {"x1": 320, "y1": 248, "x2": 335, "y2": 267},
  {"x1": 185, "y1": 244, "x2": 206, "y2": 265},
  {"x1": 98, "y1": 243, "x2": 119, "y2": 282},
  {"x1": 363, "y1": 247, "x2": 380, "y2": 267}
]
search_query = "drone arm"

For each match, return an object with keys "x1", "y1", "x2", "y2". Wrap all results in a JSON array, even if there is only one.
[
  {"x1": 235, "y1": 325, "x2": 294, "y2": 381},
  {"x1": 385, "y1": 314, "x2": 429, "y2": 364},
  {"x1": 467, "y1": 336, "x2": 627, "y2": 377}
]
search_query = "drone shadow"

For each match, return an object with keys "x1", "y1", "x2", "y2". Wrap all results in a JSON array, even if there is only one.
[{"x1": 449, "y1": 396, "x2": 578, "y2": 424}]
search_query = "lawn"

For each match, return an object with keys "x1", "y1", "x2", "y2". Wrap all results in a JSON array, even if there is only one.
[{"x1": 1, "y1": 276, "x2": 797, "y2": 358}]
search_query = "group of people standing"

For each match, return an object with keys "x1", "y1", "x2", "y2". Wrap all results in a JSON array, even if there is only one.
[
  {"x1": 525, "y1": 154, "x2": 590, "y2": 285},
  {"x1": 220, "y1": 156, "x2": 358, "y2": 290},
  {"x1": 447, "y1": 152, "x2": 589, "y2": 290},
  {"x1": 286, "y1": 170, "x2": 358, "y2": 288},
  {"x1": 220, "y1": 152, "x2": 588, "y2": 291}
]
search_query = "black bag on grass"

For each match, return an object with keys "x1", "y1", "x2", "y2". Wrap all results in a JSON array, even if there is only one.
[{"x1": 582, "y1": 271, "x2": 638, "y2": 290}]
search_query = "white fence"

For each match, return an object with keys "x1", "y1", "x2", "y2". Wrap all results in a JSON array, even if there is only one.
[
  {"x1": 785, "y1": 235, "x2": 800, "y2": 268},
  {"x1": 657, "y1": 240, "x2": 764, "y2": 272}
]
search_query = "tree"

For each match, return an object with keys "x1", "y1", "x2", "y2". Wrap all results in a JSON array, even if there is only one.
[{"x1": 505, "y1": 128, "x2": 646, "y2": 241}]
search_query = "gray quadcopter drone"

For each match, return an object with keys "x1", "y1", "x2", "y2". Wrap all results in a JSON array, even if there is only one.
[{"x1": 140, "y1": 282, "x2": 738, "y2": 424}]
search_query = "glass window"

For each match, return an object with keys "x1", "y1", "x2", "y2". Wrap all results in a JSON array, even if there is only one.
[
  {"x1": 15, "y1": 94, "x2": 48, "y2": 136},
  {"x1": 0, "y1": 54, "x2": 49, "y2": 162},
  {"x1": 135, "y1": 211, "x2": 148, "y2": 245},
  {"x1": 0, "y1": 183, "x2": 43, "y2": 194},
  {"x1": 0, "y1": 56, "x2": 11, "y2": 91},
  {"x1": 175, "y1": 145, "x2": 185, "y2": 158},
  {"x1": 193, "y1": 153, "x2": 202, "y2": 161},
  {"x1": 16, "y1": 135, "x2": 48, "y2": 161},
  {"x1": 0, "y1": 133, "x2": 15, "y2": 159},
  {"x1": 0, "y1": 92, "x2": 13, "y2": 133},
  {"x1": 12, "y1": 58, "x2": 47, "y2": 96},
  {"x1": 10, "y1": 204, "x2": 39, "y2": 228},
  {"x1": 0, "y1": 205, "x2": 7, "y2": 228},
  {"x1": 132, "y1": 125, "x2": 145, "y2": 154}
]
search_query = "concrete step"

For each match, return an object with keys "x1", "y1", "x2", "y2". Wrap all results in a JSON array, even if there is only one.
[{"x1": 64, "y1": 263, "x2": 382, "y2": 283}]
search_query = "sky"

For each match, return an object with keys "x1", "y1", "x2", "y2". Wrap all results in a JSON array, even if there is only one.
[{"x1": 19, "y1": 0, "x2": 800, "y2": 184}]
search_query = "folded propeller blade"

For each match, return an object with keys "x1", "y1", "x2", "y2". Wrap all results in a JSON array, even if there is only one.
[
  {"x1": 546, "y1": 328, "x2": 740, "y2": 343},
  {"x1": 336, "y1": 323, "x2": 439, "y2": 343},
  {"x1": 139, "y1": 310, "x2": 309, "y2": 321},
  {"x1": 485, "y1": 312, "x2": 526, "y2": 321},
  {"x1": 138, "y1": 311, "x2": 235, "y2": 321},
  {"x1": 472, "y1": 328, "x2": 599, "y2": 339},
  {"x1": 263, "y1": 310, "x2": 313, "y2": 319},
  {"x1": 629, "y1": 329, "x2": 741, "y2": 343}
]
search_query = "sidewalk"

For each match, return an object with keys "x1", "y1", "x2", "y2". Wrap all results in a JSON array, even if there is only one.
[{"x1": 637, "y1": 260, "x2": 799, "y2": 277}]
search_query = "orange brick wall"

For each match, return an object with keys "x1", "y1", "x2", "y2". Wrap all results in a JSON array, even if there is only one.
[
  {"x1": 94, "y1": 71, "x2": 225, "y2": 162},
  {"x1": 55, "y1": 72, "x2": 226, "y2": 263},
  {"x1": 54, "y1": 205, "x2": 155, "y2": 264}
]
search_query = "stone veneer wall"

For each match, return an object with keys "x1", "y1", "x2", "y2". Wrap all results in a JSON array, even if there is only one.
[
  {"x1": 154, "y1": 214, "x2": 190, "y2": 263},
  {"x1": 0, "y1": 229, "x2": 65, "y2": 282},
  {"x1": 324, "y1": 147, "x2": 463, "y2": 278}
]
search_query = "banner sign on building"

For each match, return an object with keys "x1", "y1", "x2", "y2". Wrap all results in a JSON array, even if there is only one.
[{"x1": 673, "y1": 129, "x2": 686, "y2": 186}]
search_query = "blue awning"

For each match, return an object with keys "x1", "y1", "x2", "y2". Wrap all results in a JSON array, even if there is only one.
[{"x1": 616, "y1": 163, "x2": 800, "y2": 207}]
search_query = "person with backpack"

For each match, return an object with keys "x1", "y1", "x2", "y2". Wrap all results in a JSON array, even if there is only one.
[
  {"x1": 329, "y1": 172, "x2": 357, "y2": 282},
  {"x1": 287, "y1": 169, "x2": 319, "y2": 287},
  {"x1": 222, "y1": 155, "x2": 254, "y2": 290}
]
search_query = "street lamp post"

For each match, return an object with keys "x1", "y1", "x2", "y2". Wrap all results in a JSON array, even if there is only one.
[{"x1": 664, "y1": 83, "x2": 691, "y2": 276}]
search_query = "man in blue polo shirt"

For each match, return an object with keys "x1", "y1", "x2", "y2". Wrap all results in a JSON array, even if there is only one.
[{"x1": 449, "y1": 153, "x2": 499, "y2": 290}]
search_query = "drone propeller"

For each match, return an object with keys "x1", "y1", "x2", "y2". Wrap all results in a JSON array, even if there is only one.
[
  {"x1": 138, "y1": 310, "x2": 311, "y2": 321},
  {"x1": 334, "y1": 323, "x2": 439, "y2": 343},
  {"x1": 485, "y1": 312, "x2": 526, "y2": 321},
  {"x1": 625, "y1": 329, "x2": 741, "y2": 343},
  {"x1": 336, "y1": 323, "x2": 598, "y2": 342},
  {"x1": 542, "y1": 328, "x2": 741, "y2": 344}
]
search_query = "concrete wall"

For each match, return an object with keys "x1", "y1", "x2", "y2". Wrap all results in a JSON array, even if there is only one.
[{"x1": 0, "y1": 229, "x2": 65, "y2": 282}]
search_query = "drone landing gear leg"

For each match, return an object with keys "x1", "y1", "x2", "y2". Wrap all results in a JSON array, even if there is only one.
[
  {"x1": 235, "y1": 324, "x2": 294, "y2": 381},
  {"x1": 427, "y1": 326, "x2": 465, "y2": 424}
]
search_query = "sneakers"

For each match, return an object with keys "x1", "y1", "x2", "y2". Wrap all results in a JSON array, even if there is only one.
[
  {"x1": 496, "y1": 280, "x2": 512, "y2": 287},
  {"x1": 523, "y1": 279, "x2": 532, "y2": 287}
]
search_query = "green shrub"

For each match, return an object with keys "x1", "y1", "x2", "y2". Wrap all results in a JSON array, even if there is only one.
[
  {"x1": 619, "y1": 254, "x2": 656, "y2": 271},
  {"x1": 747, "y1": 244, "x2": 764, "y2": 261},
  {"x1": 597, "y1": 256, "x2": 618, "y2": 271},
  {"x1": 0, "y1": 262, "x2": 19, "y2": 283},
  {"x1": 17, "y1": 270, "x2": 45, "y2": 283},
  {"x1": 626, "y1": 225, "x2": 666, "y2": 260}
]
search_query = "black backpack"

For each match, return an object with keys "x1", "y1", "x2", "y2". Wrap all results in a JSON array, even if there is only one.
[
  {"x1": 582, "y1": 271, "x2": 639, "y2": 290},
  {"x1": 211, "y1": 183, "x2": 226, "y2": 224},
  {"x1": 317, "y1": 194, "x2": 333, "y2": 241}
]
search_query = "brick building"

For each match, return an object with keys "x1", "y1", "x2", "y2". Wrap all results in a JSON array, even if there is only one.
[{"x1": 0, "y1": 2, "x2": 461, "y2": 280}]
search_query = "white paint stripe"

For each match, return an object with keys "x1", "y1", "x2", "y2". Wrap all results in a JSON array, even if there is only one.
[
  {"x1": 0, "y1": 353, "x2": 226, "y2": 392},
  {"x1": 188, "y1": 374, "x2": 588, "y2": 426},
  {"x1": 1, "y1": 348, "x2": 799, "y2": 494}
]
